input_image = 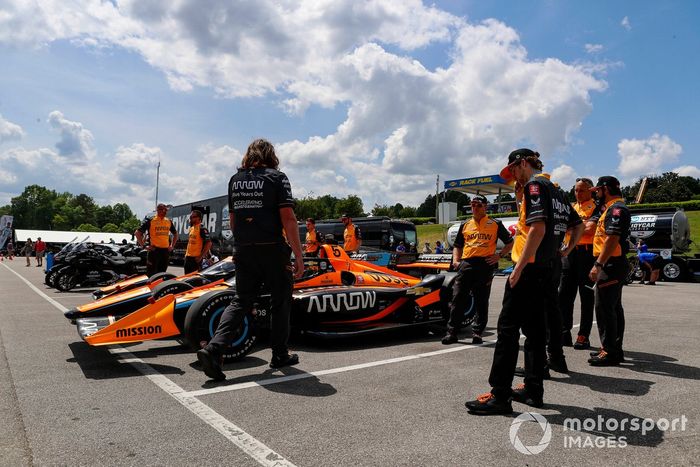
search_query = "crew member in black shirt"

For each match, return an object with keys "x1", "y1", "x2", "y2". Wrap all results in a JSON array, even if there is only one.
[
  {"x1": 197, "y1": 139, "x2": 304, "y2": 381},
  {"x1": 588, "y1": 176, "x2": 631, "y2": 366},
  {"x1": 466, "y1": 148, "x2": 580, "y2": 415}
]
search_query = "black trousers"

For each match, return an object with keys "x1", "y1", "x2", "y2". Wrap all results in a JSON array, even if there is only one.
[
  {"x1": 147, "y1": 247, "x2": 170, "y2": 277},
  {"x1": 184, "y1": 256, "x2": 201, "y2": 274},
  {"x1": 489, "y1": 264, "x2": 550, "y2": 400},
  {"x1": 559, "y1": 245, "x2": 595, "y2": 338},
  {"x1": 594, "y1": 257, "x2": 627, "y2": 358},
  {"x1": 545, "y1": 258, "x2": 564, "y2": 359},
  {"x1": 447, "y1": 258, "x2": 494, "y2": 335},
  {"x1": 209, "y1": 244, "x2": 293, "y2": 357}
]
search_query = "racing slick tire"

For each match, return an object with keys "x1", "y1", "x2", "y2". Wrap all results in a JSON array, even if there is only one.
[
  {"x1": 151, "y1": 279, "x2": 194, "y2": 301},
  {"x1": 56, "y1": 267, "x2": 80, "y2": 292},
  {"x1": 439, "y1": 272, "x2": 476, "y2": 328},
  {"x1": 182, "y1": 276, "x2": 208, "y2": 288},
  {"x1": 183, "y1": 290, "x2": 258, "y2": 362},
  {"x1": 147, "y1": 271, "x2": 177, "y2": 284}
]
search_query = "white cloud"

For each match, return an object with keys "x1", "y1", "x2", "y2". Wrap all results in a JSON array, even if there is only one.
[
  {"x1": 48, "y1": 111, "x2": 95, "y2": 161},
  {"x1": 550, "y1": 164, "x2": 577, "y2": 190},
  {"x1": 0, "y1": 114, "x2": 25, "y2": 144},
  {"x1": 621, "y1": 16, "x2": 631, "y2": 31},
  {"x1": 672, "y1": 165, "x2": 700, "y2": 179},
  {"x1": 584, "y1": 43, "x2": 603, "y2": 54},
  {"x1": 617, "y1": 133, "x2": 683, "y2": 182},
  {"x1": 0, "y1": 1, "x2": 609, "y2": 211}
]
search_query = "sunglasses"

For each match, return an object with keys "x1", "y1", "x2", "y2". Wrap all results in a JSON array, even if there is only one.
[{"x1": 576, "y1": 178, "x2": 593, "y2": 185}]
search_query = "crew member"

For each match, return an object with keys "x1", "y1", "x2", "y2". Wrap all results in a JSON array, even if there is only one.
[
  {"x1": 304, "y1": 218, "x2": 320, "y2": 257},
  {"x1": 442, "y1": 195, "x2": 513, "y2": 345},
  {"x1": 135, "y1": 203, "x2": 178, "y2": 277},
  {"x1": 341, "y1": 214, "x2": 361, "y2": 253},
  {"x1": 466, "y1": 148, "x2": 579, "y2": 415},
  {"x1": 559, "y1": 177, "x2": 597, "y2": 349},
  {"x1": 636, "y1": 240, "x2": 661, "y2": 285},
  {"x1": 184, "y1": 210, "x2": 212, "y2": 274},
  {"x1": 588, "y1": 176, "x2": 631, "y2": 366},
  {"x1": 197, "y1": 139, "x2": 304, "y2": 381}
]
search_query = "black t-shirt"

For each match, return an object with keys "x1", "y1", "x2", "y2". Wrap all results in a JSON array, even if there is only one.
[
  {"x1": 604, "y1": 201, "x2": 632, "y2": 255},
  {"x1": 228, "y1": 167, "x2": 295, "y2": 246},
  {"x1": 522, "y1": 176, "x2": 582, "y2": 264}
]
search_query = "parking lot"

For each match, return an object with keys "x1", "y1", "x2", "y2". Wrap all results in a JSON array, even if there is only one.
[{"x1": 1, "y1": 260, "x2": 698, "y2": 466}]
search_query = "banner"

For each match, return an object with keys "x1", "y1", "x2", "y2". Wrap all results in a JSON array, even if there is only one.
[{"x1": 0, "y1": 215, "x2": 13, "y2": 250}]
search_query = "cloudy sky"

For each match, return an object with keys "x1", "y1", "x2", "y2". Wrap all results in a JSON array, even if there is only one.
[{"x1": 1, "y1": 0, "x2": 698, "y2": 217}]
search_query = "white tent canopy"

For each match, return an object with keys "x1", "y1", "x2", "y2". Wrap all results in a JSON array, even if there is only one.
[{"x1": 14, "y1": 229, "x2": 134, "y2": 245}]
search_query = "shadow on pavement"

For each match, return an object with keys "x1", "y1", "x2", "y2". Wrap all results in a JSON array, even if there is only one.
[
  {"x1": 523, "y1": 403, "x2": 668, "y2": 448},
  {"x1": 67, "y1": 342, "x2": 185, "y2": 379},
  {"x1": 551, "y1": 370, "x2": 655, "y2": 396},
  {"x1": 617, "y1": 350, "x2": 700, "y2": 381},
  {"x1": 195, "y1": 357, "x2": 337, "y2": 397}
]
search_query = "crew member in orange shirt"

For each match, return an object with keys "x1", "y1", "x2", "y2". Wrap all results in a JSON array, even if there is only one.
[
  {"x1": 184, "y1": 209, "x2": 212, "y2": 274},
  {"x1": 304, "y1": 218, "x2": 320, "y2": 256},
  {"x1": 442, "y1": 195, "x2": 513, "y2": 345},
  {"x1": 559, "y1": 177, "x2": 598, "y2": 349},
  {"x1": 135, "y1": 203, "x2": 178, "y2": 277},
  {"x1": 341, "y1": 214, "x2": 361, "y2": 253}
]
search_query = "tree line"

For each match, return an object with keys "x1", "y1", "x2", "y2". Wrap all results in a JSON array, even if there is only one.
[
  {"x1": 0, "y1": 185, "x2": 141, "y2": 233},
  {"x1": 2, "y1": 173, "x2": 698, "y2": 231}
]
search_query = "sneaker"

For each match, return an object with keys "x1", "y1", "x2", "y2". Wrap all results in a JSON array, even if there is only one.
[
  {"x1": 511, "y1": 383, "x2": 543, "y2": 408},
  {"x1": 514, "y1": 366, "x2": 551, "y2": 380},
  {"x1": 471, "y1": 333, "x2": 483, "y2": 345},
  {"x1": 573, "y1": 335, "x2": 590, "y2": 350},
  {"x1": 441, "y1": 330, "x2": 458, "y2": 345},
  {"x1": 270, "y1": 353, "x2": 300, "y2": 369},
  {"x1": 588, "y1": 350, "x2": 619, "y2": 366},
  {"x1": 465, "y1": 392, "x2": 513, "y2": 415},
  {"x1": 647, "y1": 282, "x2": 656, "y2": 285},
  {"x1": 590, "y1": 348, "x2": 603, "y2": 357},
  {"x1": 561, "y1": 331, "x2": 573, "y2": 347},
  {"x1": 547, "y1": 355, "x2": 569, "y2": 374},
  {"x1": 197, "y1": 348, "x2": 225, "y2": 381}
]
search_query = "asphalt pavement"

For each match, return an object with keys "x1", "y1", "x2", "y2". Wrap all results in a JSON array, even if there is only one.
[{"x1": 0, "y1": 260, "x2": 698, "y2": 466}]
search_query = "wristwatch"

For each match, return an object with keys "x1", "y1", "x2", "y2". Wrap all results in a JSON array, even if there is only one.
[{"x1": 594, "y1": 261, "x2": 604, "y2": 268}]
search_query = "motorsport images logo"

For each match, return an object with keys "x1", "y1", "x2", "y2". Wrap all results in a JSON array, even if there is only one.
[{"x1": 509, "y1": 412, "x2": 552, "y2": 455}]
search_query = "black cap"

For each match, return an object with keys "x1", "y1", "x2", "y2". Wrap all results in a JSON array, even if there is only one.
[
  {"x1": 471, "y1": 194, "x2": 488, "y2": 204},
  {"x1": 500, "y1": 148, "x2": 540, "y2": 181},
  {"x1": 341, "y1": 213, "x2": 349, "y2": 218},
  {"x1": 592, "y1": 176, "x2": 620, "y2": 190}
]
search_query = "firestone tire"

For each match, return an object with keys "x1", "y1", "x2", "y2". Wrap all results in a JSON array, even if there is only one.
[
  {"x1": 183, "y1": 290, "x2": 258, "y2": 362},
  {"x1": 147, "y1": 272, "x2": 177, "y2": 284},
  {"x1": 151, "y1": 279, "x2": 194, "y2": 301},
  {"x1": 440, "y1": 273, "x2": 475, "y2": 328}
]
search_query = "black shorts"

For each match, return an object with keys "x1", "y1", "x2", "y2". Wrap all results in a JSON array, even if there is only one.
[{"x1": 650, "y1": 256, "x2": 664, "y2": 270}]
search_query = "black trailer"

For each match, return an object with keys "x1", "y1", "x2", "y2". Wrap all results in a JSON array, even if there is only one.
[
  {"x1": 629, "y1": 208, "x2": 698, "y2": 282},
  {"x1": 168, "y1": 195, "x2": 232, "y2": 263},
  {"x1": 298, "y1": 216, "x2": 417, "y2": 252}
]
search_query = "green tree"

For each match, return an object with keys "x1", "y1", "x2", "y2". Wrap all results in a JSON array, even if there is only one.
[
  {"x1": 371, "y1": 204, "x2": 393, "y2": 216},
  {"x1": 74, "y1": 223, "x2": 100, "y2": 232},
  {"x1": 334, "y1": 195, "x2": 364, "y2": 218},
  {"x1": 101, "y1": 223, "x2": 120, "y2": 233},
  {"x1": 112, "y1": 203, "x2": 135, "y2": 226},
  {"x1": 10, "y1": 185, "x2": 59, "y2": 229},
  {"x1": 69, "y1": 194, "x2": 98, "y2": 227},
  {"x1": 625, "y1": 172, "x2": 698, "y2": 203},
  {"x1": 120, "y1": 217, "x2": 141, "y2": 234},
  {"x1": 96, "y1": 205, "x2": 115, "y2": 228},
  {"x1": 52, "y1": 214, "x2": 71, "y2": 230}
]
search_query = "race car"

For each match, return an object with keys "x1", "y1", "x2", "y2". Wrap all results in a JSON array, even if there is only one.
[
  {"x1": 63, "y1": 257, "x2": 235, "y2": 322},
  {"x1": 73, "y1": 244, "x2": 472, "y2": 361}
]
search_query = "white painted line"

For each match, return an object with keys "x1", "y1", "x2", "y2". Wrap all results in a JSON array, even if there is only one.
[
  {"x1": 184, "y1": 323, "x2": 594, "y2": 398},
  {"x1": 1, "y1": 263, "x2": 297, "y2": 467}
]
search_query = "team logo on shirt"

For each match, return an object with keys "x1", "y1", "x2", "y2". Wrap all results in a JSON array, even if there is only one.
[{"x1": 529, "y1": 184, "x2": 540, "y2": 195}]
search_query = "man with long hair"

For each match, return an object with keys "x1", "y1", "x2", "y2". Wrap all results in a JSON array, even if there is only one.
[{"x1": 197, "y1": 139, "x2": 304, "y2": 381}]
